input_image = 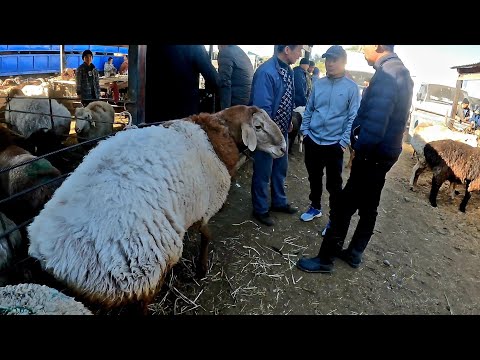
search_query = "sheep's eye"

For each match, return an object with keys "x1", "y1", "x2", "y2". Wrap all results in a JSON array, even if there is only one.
[{"x1": 255, "y1": 125, "x2": 262, "y2": 130}]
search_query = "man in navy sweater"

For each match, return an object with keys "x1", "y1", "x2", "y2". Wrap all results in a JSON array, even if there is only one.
[{"x1": 297, "y1": 45, "x2": 413, "y2": 273}]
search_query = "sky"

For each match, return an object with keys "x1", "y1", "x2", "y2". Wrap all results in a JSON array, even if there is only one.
[{"x1": 231, "y1": 45, "x2": 480, "y2": 88}]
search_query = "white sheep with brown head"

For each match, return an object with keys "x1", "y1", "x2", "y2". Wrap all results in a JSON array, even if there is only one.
[{"x1": 27, "y1": 105, "x2": 286, "y2": 311}]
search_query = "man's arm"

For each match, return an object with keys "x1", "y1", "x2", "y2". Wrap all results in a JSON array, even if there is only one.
[
  {"x1": 354, "y1": 72, "x2": 396, "y2": 157},
  {"x1": 340, "y1": 85, "x2": 360, "y2": 149},
  {"x1": 300, "y1": 84, "x2": 315, "y2": 134},
  {"x1": 218, "y1": 49, "x2": 234, "y2": 109},
  {"x1": 194, "y1": 45, "x2": 220, "y2": 93}
]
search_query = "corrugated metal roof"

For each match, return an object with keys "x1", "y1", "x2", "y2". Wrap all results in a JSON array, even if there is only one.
[{"x1": 451, "y1": 62, "x2": 480, "y2": 69}]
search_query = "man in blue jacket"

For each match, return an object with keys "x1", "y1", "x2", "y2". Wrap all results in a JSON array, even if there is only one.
[
  {"x1": 297, "y1": 45, "x2": 413, "y2": 273},
  {"x1": 293, "y1": 58, "x2": 310, "y2": 107},
  {"x1": 249, "y1": 45, "x2": 303, "y2": 226},
  {"x1": 299, "y1": 45, "x2": 360, "y2": 230}
]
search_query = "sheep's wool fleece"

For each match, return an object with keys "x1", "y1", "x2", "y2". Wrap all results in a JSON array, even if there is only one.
[
  {"x1": 0, "y1": 283, "x2": 92, "y2": 315},
  {"x1": 28, "y1": 121, "x2": 231, "y2": 304},
  {"x1": 5, "y1": 97, "x2": 71, "y2": 138}
]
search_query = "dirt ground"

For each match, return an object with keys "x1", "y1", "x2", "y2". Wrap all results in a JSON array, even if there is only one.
[{"x1": 148, "y1": 141, "x2": 480, "y2": 315}]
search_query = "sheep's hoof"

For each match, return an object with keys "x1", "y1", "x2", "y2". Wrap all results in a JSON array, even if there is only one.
[
  {"x1": 459, "y1": 206, "x2": 466, "y2": 213},
  {"x1": 429, "y1": 201, "x2": 437, "y2": 207}
]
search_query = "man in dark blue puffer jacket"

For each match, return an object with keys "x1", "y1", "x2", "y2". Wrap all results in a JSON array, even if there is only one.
[{"x1": 297, "y1": 45, "x2": 413, "y2": 273}]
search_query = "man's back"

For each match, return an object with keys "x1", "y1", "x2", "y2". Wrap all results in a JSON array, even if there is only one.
[
  {"x1": 293, "y1": 66, "x2": 308, "y2": 107},
  {"x1": 218, "y1": 45, "x2": 254, "y2": 109},
  {"x1": 145, "y1": 45, "x2": 219, "y2": 122},
  {"x1": 353, "y1": 53, "x2": 413, "y2": 160}
]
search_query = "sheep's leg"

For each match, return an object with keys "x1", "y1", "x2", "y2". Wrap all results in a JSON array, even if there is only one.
[
  {"x1": 288, "y1": 130, "x2": 298, "y2": 154},
  {"x1": 448, "y1": 182, "x2": 458, "y2": 200},
  {"x1": 429, "y1": 174, "x2": 443, "y2": 207},
  {"x1": 409, "y1": 161, "x2": 425, "y2": 190},
  {"x1": 459, "y1": 180, "x2": 471, "y2": 213},
  {"x1": 196, "y1": 224, "x2": 211, "y2": 278}
]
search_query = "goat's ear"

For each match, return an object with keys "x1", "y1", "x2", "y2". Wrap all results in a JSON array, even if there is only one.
[{"x1": 241, "y1": 122, "x2": 257, "y2": 151}]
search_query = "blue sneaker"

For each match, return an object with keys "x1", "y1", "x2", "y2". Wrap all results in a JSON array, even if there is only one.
[
  {"x1": 300, "y1": 206, "x2": 322, "y2": 222},
  {"x1": 321, "y1": 220, "x2": 331, "y2": 237}
]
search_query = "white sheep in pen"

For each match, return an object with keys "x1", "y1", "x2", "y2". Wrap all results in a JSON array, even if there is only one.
[
  {"x1": 0, "y1": 283, "x2": 92, "y2": 315},
  {"x1": 27, "y1": 105, "x2": 286, "y2": 311},
  {"x1": 409, "y1": 122, "x2": 478, "y2": 197},
  {"x1": 74, "y1": 101, "x2": 115, "y2": 142},
  {"x1": 4, "y1": 95, "x2": 72, "y2": 138}
]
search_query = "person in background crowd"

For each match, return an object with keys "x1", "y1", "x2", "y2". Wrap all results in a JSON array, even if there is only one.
[
  {"x1": 76, "y1": 49, "x2": 100, "y2": 106},
  {"x1": 104, "y1": 57, "x2": 117, "y2": 77},
  {"x1": 455, "y1": 97, "x2": 471, "y2": 123},
  {"x1": 119, "y1": 54, "x2": 129, "y2": 75},
  {"x1": 293, "y1": 58, "x2": 310, "y2": 107},
  {"x1": 311, "y1": 66, "x2": 320, "y2": 85}
]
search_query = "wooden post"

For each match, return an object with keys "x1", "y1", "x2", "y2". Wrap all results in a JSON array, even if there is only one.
[
  {"x1": 60, "y1": 45, "x2": 66, "y2": 74},
  {"x1": 127, "y1": 45, "x2": 147, "y2": 125},
  {"x1": 451, "y1": 78, "x2": 462, "y2": 119}
]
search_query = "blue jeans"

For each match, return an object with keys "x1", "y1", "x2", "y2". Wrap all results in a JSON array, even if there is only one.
[{"x1": 251, "y1": 134, "x2": 289, "y2": 214}]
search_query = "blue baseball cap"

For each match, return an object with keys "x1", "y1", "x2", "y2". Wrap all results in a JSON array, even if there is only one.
[{"x1": 322, "y1": 45, "x2": 347, "y2": 59}]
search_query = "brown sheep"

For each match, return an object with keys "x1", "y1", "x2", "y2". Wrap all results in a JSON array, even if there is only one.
[
  {"x1": 0, "y1": 127, "x2": 61, "y2": 225},
  {"x1": 424, "y1": 139, "x2": 480, "y2": 212}
]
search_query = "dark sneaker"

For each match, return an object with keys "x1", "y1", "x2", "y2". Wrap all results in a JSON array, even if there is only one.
[
  {"x1": 270, "y1": 204, "x2": 298, "y2": 214},
  {"x1": 253, "y1": 211, "x2": 274, "y2": 226},
  {"x1": 337, "y1": 249, "x2": 361, "y2": 268},
  {"x1": 296, "y1": 256, "x2": 334, "y2": 273}
]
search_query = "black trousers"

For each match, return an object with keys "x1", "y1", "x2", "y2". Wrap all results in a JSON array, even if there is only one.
[
  {"x1": 304, "y1": 136, "x2": 344, "y2": 213},
  {"x1": 318, "y1": 155, "x2": 397, "y2": 262}
]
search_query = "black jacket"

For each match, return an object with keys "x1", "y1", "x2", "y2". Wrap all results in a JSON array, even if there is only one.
[
  {"x1": 352, "y1": 53, "x2": 413, "y2": 161},
  {"x1": 218, "y1": 45, "x2": 254, "y2": 109},
  {"x1": 293, "y1": 66, "x2": 308, "y2": 107},
  {"x1": 145, "y1": 45, "x2": 219, "y2": 122}
]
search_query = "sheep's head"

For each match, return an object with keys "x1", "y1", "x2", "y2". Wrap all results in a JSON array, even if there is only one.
[
  {"x1": 219, "y1": 105, "x2": 286, "y2": 158},
  {"x1": 75, "y1": 108, "x2": 94, "y2": 133}
]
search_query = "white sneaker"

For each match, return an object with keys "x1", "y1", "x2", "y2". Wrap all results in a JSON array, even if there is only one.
[{"x1": 321, "y1": 220, "x2": 331, "y2": 237}]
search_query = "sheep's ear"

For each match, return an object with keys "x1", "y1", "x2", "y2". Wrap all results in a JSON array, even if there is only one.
[{"x1": 241, "y1": 122, "x2": 257, "y2": 151}]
